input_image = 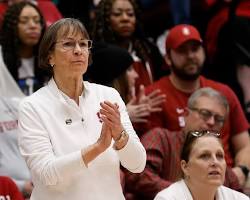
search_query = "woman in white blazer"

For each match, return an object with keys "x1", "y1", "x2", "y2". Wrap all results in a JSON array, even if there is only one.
[{"x1": 18, "y1": 18, "x2": 146, "y2": 200}]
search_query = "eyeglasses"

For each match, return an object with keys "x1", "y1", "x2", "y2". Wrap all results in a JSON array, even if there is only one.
[
  {"x1": 55, "y1": 39, "x2": 92, "y2": 51},
  {"x1": 189, "y1": 130, "x2": 220, "y2": 138},
  {"x1": 189, "y1": 107, "x2": 225, "y2": 127}
]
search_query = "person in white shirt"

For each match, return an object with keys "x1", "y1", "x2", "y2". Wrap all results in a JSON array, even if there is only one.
[
  {"x1": 154, "y1": 130, "x2": 249, "y2": 200},
  {"x1": 18, "y1": 18, "x2": 146, "y2": 200},
  {"x1": 0, "y1": 1, "x2": 48, "y2": 95}
]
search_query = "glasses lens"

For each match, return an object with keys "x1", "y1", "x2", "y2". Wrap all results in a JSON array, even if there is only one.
[
  {"x1": 59, "y1": 40, "x2": 92, "y2": 50},
  {"x1": 199, "y1": 109, "x2": 213, "y2": 121}
]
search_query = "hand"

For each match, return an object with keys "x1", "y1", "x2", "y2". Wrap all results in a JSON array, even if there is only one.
[
  {"x1": 137, "y1": 85, "x2": 166, "y2": 113},
  {"x1": 99, "y1": 101, "x2": 123, "y2": 141},
  {"x1": 23, "y1": 181, "x2": 33, "y2": 198},
  {"x1": 126, "y1": 96, "x2": 150, "y2": 123},
  {"x1": 96, "y1": 121, "x2": 112, "y2": 153},
  {"x1": 232, "y1": 167, "x2": 246, "y2": 187}
]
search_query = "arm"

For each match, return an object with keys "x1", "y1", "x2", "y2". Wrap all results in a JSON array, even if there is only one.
[
  {"x1": 112, "y1": 92, "x2": 146, "y2": 173},
  {"x1": 231, "y1": 131, "x2": 250, "y2": 186},
  {"x1": 18, "y1": 100, "x2": 112, "y2": 186},
  {"x1": 125, "y1": 128, "x2": 173, "y2": 199}
]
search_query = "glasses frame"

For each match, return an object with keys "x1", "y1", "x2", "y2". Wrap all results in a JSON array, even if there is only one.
[
  {"x1": 189, "y1": 107, "x2": 225, "y2": 127},
  {"x1": 189, "y1": 130, "x2": 220, "y2": 138},
  {"x1": 55, "y1": 39, "x2": 93, "y2": 51}
]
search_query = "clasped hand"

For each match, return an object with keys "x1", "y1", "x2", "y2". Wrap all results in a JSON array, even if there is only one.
[{"x1": 97, "y1": 101, "x2": 123, "y2": 151}]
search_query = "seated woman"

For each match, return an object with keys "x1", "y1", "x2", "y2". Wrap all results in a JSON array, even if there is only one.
[
  {"x1": 154, "y1": 130, "x2": 249, "y2": 200},
  {"x1": 92, "y1": 0, "x2": 169, "y2": 95},
  {"x1": 85, "y1": 42, "x2": 166, "y2": 123},
  {"x1": 0, "y1": 1, "x2": 48, "y2": 95}
]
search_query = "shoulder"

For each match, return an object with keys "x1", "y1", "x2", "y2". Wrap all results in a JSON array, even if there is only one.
[
  {"x1": 18, "y1": 86, "x2": 52, "y2": 114},
  {"x1": 142, "y1": 128, "x2": 180, "y2": 143},
  {"x1": 219, "y1": 185, "x2": 250, "y2": 199},
  {"x1": 200, "y1": 76, "x2": 238, "y2": 100},
  {"x1": 84, "y1": 81, "x2": 120, "y2": 98},
  {"x1": 146, "y1": 76, "x2": 169, "y2": 92},
  {"x1": 155, "y1": 180, "x2": 186, "y2": 200},
  {"x1": 200, "y1": 76, "x2": 234, "y2": 95}
]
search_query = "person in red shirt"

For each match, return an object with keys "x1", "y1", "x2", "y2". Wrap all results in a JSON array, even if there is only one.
[
  {"x1": 137, "y1": 24, "x2": 250, "y2": 188},
  {"x1": 125, "y1": 87, "x2": 242, "y2": 200},
  {"x1": 0, "y1": 176, "x2": 24, "y2": 200}
]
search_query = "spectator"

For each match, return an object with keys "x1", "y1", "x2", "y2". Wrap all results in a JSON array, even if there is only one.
[
  {"x1": 92, "y1": 0, "x2": 168, "y2": 95},
  {"x1": 138, "y1": 24, "x2": 250, "y2": 187},
  {"x1": 154, "y1": 130, "x2": 249, "y2": 200},
  {"x1": 125, "y1": 87, "x2": 242, "y2": 200},
  {"x1": 204, "y1": 0, "x2": 250, "y2": 121},
  {"x1": 0, "y1": 1, "x2": 48, "y2": 95},
  {"x1": 0, "y1": 39, "x2": 32, "y2": 198},
  {"x1": 18, "y1": 18, "x2": 146, "y2": 200},
  {"x1": 85, "y1": 42, "x2": 166, "y2": 123},
  {"x1": 0, "y1": 0, "x2": 62, "y2": 27}
]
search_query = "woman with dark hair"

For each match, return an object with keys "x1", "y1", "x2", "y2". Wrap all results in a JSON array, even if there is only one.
[
  {"x1": 86, "y1": 42, "x2": 166, "y2": 123},
  {"x1": 18, "y1": 18, "x2": 146, "y2": 200},
  {"x1": 154, "y1": 131, "x2": 249, "y2": 200},
  {"x1": 92, "y1": 0, "x2": 168, "y2": 94},
  {"x1": 0, "y1": 1, "x2": 47, "y2": 95}
]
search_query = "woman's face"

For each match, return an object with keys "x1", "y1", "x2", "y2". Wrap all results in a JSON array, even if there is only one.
[
  {"x1": 182, "y1": 136, "x2": 226, "y2": 188},
  {"x1": 49, "y1": 28, "x2": 90, "y2": 80},
  {"x1": 18, "y1": 5, "x2": 42, "y2": 47},
  {"x1": 126, "y1": 65, "x2": 138, "y2": 88},
  {"x1": 110, "y1": 0, "x2": 136, "y2": 38}
]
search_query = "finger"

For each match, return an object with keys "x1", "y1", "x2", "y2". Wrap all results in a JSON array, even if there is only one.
[
  {"x1": 149, "y1": 95, "x2": 166, "y2": 104},
  {"x1": 127, "y1": 96, "x2": 137, "y2": 105},
  {"x1": 149, "y1": 107, "x2": 163, "y2": 113},
  {"x1": 137, "y1": 84, "x2": 145, "y2": 99},
  {"x1": 100, "y1": 115, "x2": 114, "y2": 128},
  {"x1": 99, "y1": 109, "x2": 119, "y2": 124},
  {"x1": 147, "y1": 89, "x2": 162, "y2": 98},
  {"x1": 132, "y1": 118, "x2": 148, "y2": 123},
  {"x1": 100, "y1": 102, "x2": 120, "y2": 116}
]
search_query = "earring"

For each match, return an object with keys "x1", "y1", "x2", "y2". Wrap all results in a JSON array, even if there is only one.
[{"x1": 50, "y1": 64, "x2": 55, "y2": 68}]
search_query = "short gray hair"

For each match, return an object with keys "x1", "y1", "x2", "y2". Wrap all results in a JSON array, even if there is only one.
[{"x1": 187, "y1": 87, "x2": 229, "y2": 114}]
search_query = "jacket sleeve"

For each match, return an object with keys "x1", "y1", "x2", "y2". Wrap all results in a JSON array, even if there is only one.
[
  {"x1": 18, "y1": 100, "x2": 87, "y2": 186},
  {"x1": 114, "y1": 89, "x2": 146, "y2": 173}
]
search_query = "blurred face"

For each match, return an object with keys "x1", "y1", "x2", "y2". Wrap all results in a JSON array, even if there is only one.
[
  {"x1": 49, "y1": 28, "x2": 91, "y2": 80},
  {"x1": 126, "y1": 65, "x2": 138, "y2": 88},
  {"x1": 184, "y1": 96, "x2": 227, "y2": 133},
  {"x1": 110, "y1": 0, "x2": 136, "y2": 38},
  {"x1": 182, "y1": 136, "x2": 226, "y2": 188},
  {"x1": 168, "y1": 40, "x2": 205, "y2": 80},
  {"x1": 18, "y1": 5, "x2": 42, "y2": 47}
]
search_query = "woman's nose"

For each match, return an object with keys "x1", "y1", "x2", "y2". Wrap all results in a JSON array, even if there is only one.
[{"x1": 73, "y1": 43, "x2": 82, "y2": 54}]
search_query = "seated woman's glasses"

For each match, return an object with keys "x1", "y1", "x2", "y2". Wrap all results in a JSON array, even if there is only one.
[{"x1": 189, "y1": 130, "x2": 220, "y2": 137}]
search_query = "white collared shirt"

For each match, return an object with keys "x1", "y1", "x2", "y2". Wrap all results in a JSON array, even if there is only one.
[
  {"x1": 18, "y1": 78, "x2": 146, "y2": 200},
  {"x1": 154, "y1": 179, "x2": 249, "y2": 200}
]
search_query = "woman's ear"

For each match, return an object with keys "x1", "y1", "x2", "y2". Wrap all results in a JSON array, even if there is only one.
[
  {"x1": 48, "y1": 54, "x2": 54, "y2": 66},
  {"x1": 181, "y1": 160, "x2": 189, "y2": 177}
]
